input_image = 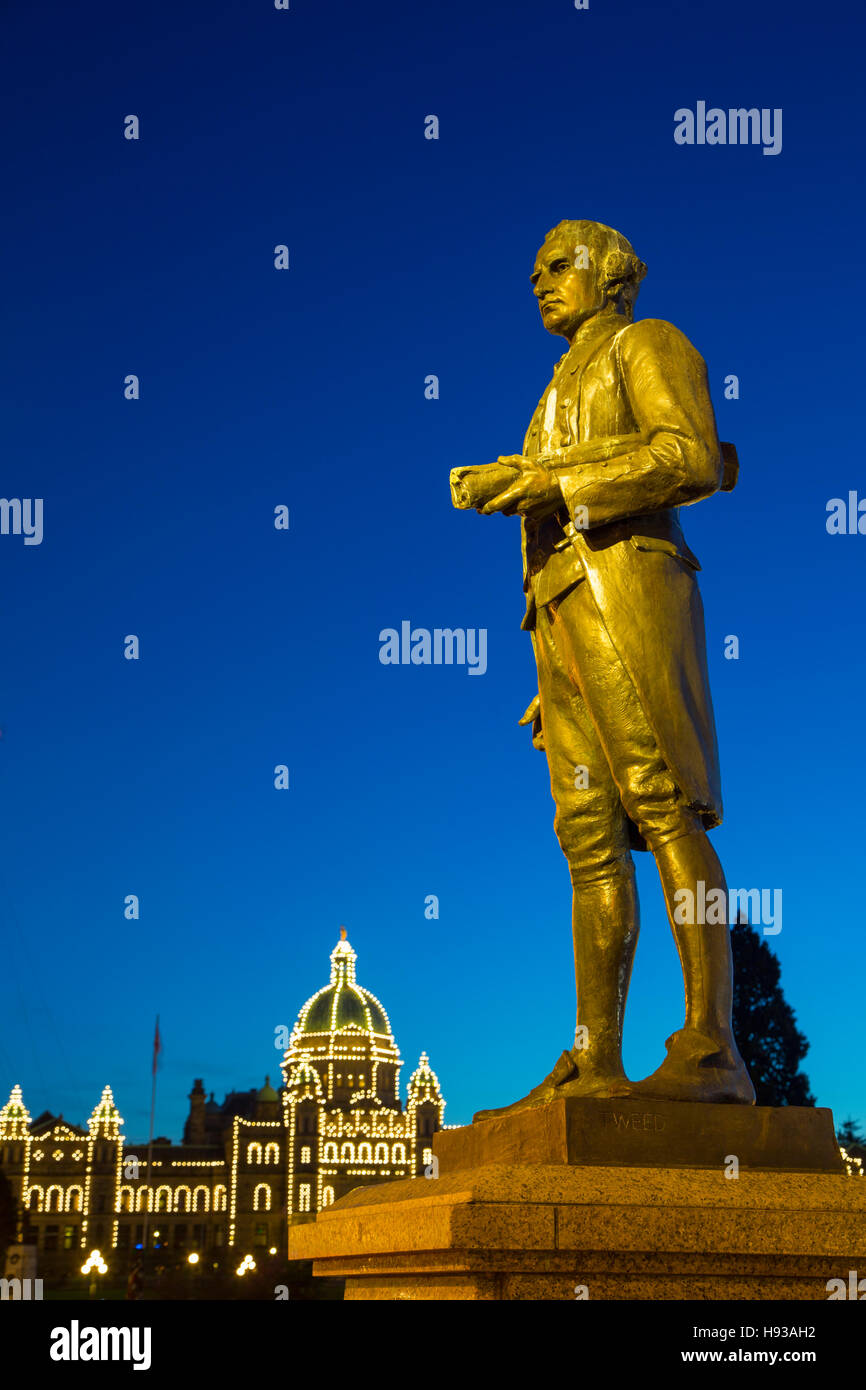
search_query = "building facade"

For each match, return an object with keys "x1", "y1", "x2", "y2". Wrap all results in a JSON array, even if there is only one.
[{"x1": 0, "y1": 931, "x2": 445, "y2": 1276}]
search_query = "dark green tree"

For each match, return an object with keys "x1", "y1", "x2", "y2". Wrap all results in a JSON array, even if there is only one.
[{"x1": 731, "y1": 915, "x2": 816, "y2": 1106}]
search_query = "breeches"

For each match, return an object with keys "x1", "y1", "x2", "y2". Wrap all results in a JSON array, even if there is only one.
[{"x1": 533, "y1": 578, "x2": 701, "y2": 883}]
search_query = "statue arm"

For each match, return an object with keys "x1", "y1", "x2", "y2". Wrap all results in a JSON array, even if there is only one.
[{"x1": 556, "y1": 319, "x2": 723, "y2": 529}]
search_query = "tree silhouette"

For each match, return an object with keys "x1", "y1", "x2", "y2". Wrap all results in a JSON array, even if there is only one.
[
  {"x1": 731, "y1": 914, "x2": 816, "y2": 1106},
  {"x1": 836, "y1": 1117, "x2": 866, "y2": 1159}
]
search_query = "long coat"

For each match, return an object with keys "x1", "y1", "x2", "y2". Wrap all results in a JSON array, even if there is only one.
[{"x1": 520, "y1": 310, "x2": 726, "y2": 830}]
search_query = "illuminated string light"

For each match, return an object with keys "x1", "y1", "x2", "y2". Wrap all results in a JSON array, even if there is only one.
[
  {"x1": 0, "y1": 939, "x2": 448, "y2": 1262},
  {"x1": 279, "y1": 930, "x2": 446, "y2": 1220},
  {"x1": 840, "y1": 1146, "x2": 864, "y2": 1177}
]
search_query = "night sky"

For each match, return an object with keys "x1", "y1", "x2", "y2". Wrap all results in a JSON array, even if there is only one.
[{"x1": 3, "y1": 0, "x2": 864, "y2": 1142}]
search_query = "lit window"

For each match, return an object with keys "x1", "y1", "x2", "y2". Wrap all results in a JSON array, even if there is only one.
[
  {"x1": 253, "y1": 1183, "x2": 272, "y2": 1212},
  {"x1": 300, "y1": 1146, "x2": 311, "y2": 1164},
  {"x1": 299, "y1": 1184, "x2": 311, "y2": 1213},
  {"x1": 322, "y1": 1186, "x2": 335, "y2": 1207}
]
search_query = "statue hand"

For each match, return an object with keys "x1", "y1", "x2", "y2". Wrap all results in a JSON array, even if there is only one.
[
  {"x1": 518, "y1": 694, "x2": 544, "y2": 750},
  {"x1": 480, "y1": 458, "x2": 560, "y2": 516}
]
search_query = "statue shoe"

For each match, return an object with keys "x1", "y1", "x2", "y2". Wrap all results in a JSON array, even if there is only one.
[
  {"x1": 473, "y1": 1049, "x2": 630, "y2": 1122},
  {"x1": 625, "y1": 1027, "x2": 756, "y2": 1105}
]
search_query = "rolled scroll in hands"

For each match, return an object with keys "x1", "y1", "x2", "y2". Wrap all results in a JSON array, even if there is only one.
[{"x1": 450, "y1": 462, "x2": 521, "y2": 511}]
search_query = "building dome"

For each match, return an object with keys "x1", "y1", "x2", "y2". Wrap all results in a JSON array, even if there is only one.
[
  {"x1": 283, "y1": 929, "x2": 402, "y2": 1109},
  {"x1": 257, "y1": 1076, "x2": 279, "y2": 1104},
  {"x1": 295, "y1": 929, "x2": 394, "y2": 1041}
]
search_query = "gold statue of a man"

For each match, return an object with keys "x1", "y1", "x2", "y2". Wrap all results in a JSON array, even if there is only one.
[{"x1": 453, "y1": 220, "x2": 754, "y2": 1113}]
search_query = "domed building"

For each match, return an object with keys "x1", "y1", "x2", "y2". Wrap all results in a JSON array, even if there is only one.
[
  {"x1": 0, "y1": 930, "x2": 446, "y2": 1276},
  {"x1": 282, "y1": 929, "x2": 445, "y2": 1217}
]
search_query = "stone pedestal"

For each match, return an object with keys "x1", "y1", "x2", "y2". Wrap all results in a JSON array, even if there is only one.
[
  {"x1": 289, "y1": 1100, "x2": 863, "y2": 1300},
  {"x1": 289, "y1": 1162, "x2": 866, "y2": 1300}
]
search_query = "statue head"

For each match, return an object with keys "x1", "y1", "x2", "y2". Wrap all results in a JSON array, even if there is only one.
[{"x1": 530, "y1": 220, "x2": 647, "y2": 341}]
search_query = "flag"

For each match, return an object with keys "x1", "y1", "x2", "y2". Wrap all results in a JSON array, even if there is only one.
[{"x1": 152, "y1": 1016, "x2": 162, "y2": 1076}]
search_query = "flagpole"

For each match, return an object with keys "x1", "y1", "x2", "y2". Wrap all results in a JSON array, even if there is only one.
[{"x1": 142, "y1": 1015, "x2": 159, "y2": 1256}]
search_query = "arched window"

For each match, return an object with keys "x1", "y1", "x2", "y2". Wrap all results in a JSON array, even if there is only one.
[
  {"x1": 357, "y1": 1142, "x2": 372, "y2": 1163},
  {"x1": 298, "y1": 1183, "x2": 311, "y2": 1213},
  {"x1": 374, "y1": 1143, "x2": 388, "y2": 1164},
  {"x1": 300, "y1": 1146, "x2": 311, "y2": 1164},
  {"x1": 135, "y1": 1186, "x2": 151, "y2": 1212},
  {"x1": 392, "y1": 1143, "x2": 406, "y2": 1164},
  {"x1": 247, "y1": 1142, "x2": 262, "y2": 1164},
  {"x1": 340, "y1": 1142, "x2": 354, "y2": 1163},
  {"x1": 191, "y1": 1186, "x2": 210, "y2": 1213},
  {"x1": 264, "y1": 1142, "x2": 279, "y2": 1165},
  {"x1": 66, "y1": 1185, "x2": 84, "y2": 1212},
  {"x1": 117, "y1": 1186, "x2": 133, "y2": 1213},
  {"x1": 156, "y1": 1185, "x2": 172, "y2": 1212},
  {"x1": 323, "y1": 1143, "x2": 338, "y2": 1163},
  {"x1": 213, "y1": 1185, "x2": 227, "y2": 1212},
  {"x1": 322, "y1": 1186, "x2": 335, "y2": 1207},
  {"x1": 26, "y1": 1186, "x2": 44, "y2": 1212},
  {"x1": 174, "y1": 1186, "x2": 192, "y2": 1213},
  {"x1": 45, "y1": 1185, "x2": 63, "y2": 1213},
  {"x1": 253, "y1": 1182, "x2": 271, "y2": 1212}
]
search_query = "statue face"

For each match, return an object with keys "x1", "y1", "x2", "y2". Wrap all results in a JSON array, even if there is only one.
[{"x1": 530, "y1": 235, "x2": 604, "y2": 340}]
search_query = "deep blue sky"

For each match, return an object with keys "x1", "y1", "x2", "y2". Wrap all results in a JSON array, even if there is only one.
[{"x1": 2, "y1": 0, "x2": 864, "y2": 1143}]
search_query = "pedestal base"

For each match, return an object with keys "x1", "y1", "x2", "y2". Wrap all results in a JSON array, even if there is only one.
[
  {"x1": 289, "y1": 1162, "x2": 866, "y2": 1300},
  {"x1": 435, "y1": 1097, "x2": 845, "y2": 1174}
]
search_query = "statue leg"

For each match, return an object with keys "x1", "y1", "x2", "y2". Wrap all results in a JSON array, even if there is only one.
[
  {"x1": 473, "y1": 584, "x2": 636, "y2": 1122},
  {"x1": 546, "y1": 581, "x2": 754, "y2": 1105},
  {"x1": 542, "y1": 588, "x2": 640, "y2": 1093},
  {"x1": 568, "y1": 856, "x2": 639, "y2": 1089},
  {"x1": 629, "y1": 827, "x2": 755, "y2": 1103}
]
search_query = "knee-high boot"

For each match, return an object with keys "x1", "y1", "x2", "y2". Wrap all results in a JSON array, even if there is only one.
[
  {"x1": 570, "y1": 856, "x2": 640, "y2": 1083},
  {"x1": 631, "y1": 828, "x2": 755, "y2": 1103}
]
